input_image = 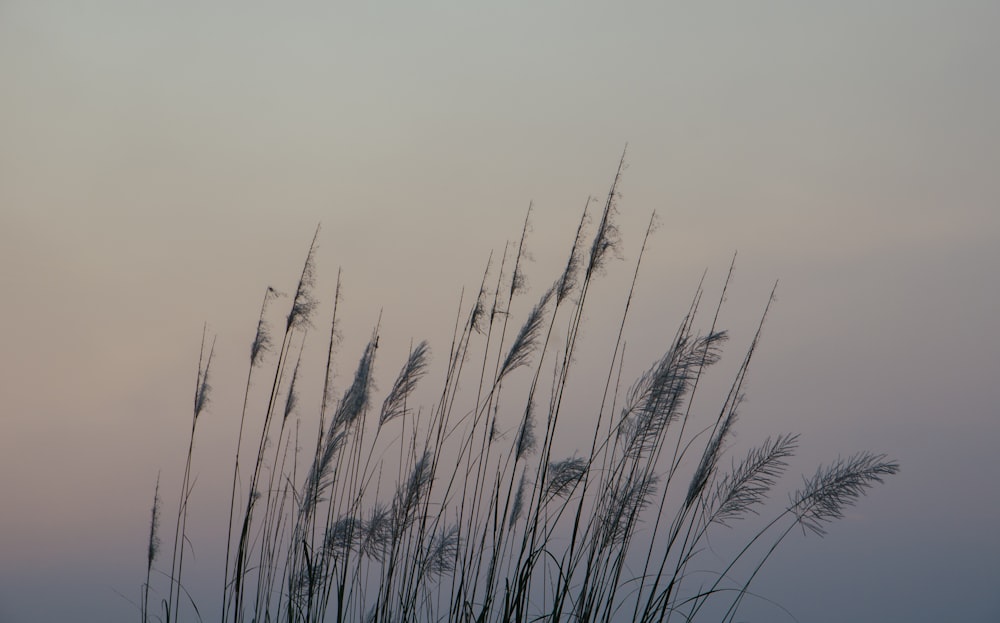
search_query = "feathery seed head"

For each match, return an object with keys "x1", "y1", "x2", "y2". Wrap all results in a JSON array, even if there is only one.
[
  {"x1": 600, "y1": 472, "x2": 659, "y2": 547},
  {"x1": 324, "y1": 515, "x2": 362, "y2": 556},
  {"x1": 283, "y1": 348, "x2": 305, "y2": 423},
  {"x1": 250, "y1": 286, "x2": 280, "y2": 366},
  {"x1": 499, "y1": 286, "x2": 554, "y2": 379},
  {"x1": 619, "y1": 331, "x2": 728, "y2": 460},
  {"x1": 710, "y1": 433, "x2": 799, "y2": 527},
  {"x1": 380, "y1": 341, "x2": 430, "y2": 426},
  {"x1": 146, "y1": 474, "x2": 161, "y2": 568},
  {"x1": 392, "y1": 451, "x2": 434, "y2": 534},
  {"x1": 556, "y1": 201, "x2": 591, "y2": 303},
  {"x1": 586, "y1": 157, "x2": 625, "y2": 279},
  {"x1": 687, "y1": 399, "x2": 740, "y2": 509},
  {"x1": 422, "y1": 525, "x2": 460, "y2": 579},
  {"x1": 510, "y1": 470, "x2": 528, "y2": 528},
  {"x1": 331, "y1": 336, "x2": 378, "y2": 432},
  {"x1": 544, "y1": 456, "x2": 588, "y2": 502},
  {"x1": 193, "y1": 336, "x2": 216, "y2": 420},
  {"x1": 792, "y1": 452, "x2": 900, "y2": 536},
  {"x1": 515, "y1": 396, "x2": 537, "y2": 461},
  {"x1": 361, "y1": 504, "x2": 393, "y2": 560},
  {"x1": 287, "y1": 226, "x2": 320, "y2": 331}
]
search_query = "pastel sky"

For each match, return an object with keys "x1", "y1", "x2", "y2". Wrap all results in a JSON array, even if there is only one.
[{"x1": 2, "y1": 2, "x2": 998, "y2": 622}]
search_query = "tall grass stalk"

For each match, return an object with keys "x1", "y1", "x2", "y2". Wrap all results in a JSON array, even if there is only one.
[
  {"x1": 143, "y1": 160, "x2": 897, "y2": 623},
  {"x1": 166, "y1": 327, "x2": 215, "y2": 622}
]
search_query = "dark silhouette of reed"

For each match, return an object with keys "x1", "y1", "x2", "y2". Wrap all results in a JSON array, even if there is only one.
[{"x1": 141, "y1": 154, "x2": 897, "y2": 623}]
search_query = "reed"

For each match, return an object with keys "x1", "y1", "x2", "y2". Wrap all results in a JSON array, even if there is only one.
[{"x1": 141, "y1": 156, "x2": 898, "y2": 623}]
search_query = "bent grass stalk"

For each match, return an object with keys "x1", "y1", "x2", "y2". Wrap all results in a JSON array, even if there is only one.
[{"x1": 144, "y1": 160, "x2": 898, "y2": 623}]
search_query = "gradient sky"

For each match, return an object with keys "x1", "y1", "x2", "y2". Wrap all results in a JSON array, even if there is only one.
[{"x1": 2, "y1": 2, "x2": 999, "y2": 622}]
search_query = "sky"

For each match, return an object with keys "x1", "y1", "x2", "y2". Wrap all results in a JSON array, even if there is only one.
[{"x1": 1, "y1": 2, "x2": 999, "y2": 622}]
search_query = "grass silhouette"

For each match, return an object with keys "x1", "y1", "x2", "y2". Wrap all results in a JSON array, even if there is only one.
[{"x1": 140, "y1": 155, "x2": 898, "y2": 623}]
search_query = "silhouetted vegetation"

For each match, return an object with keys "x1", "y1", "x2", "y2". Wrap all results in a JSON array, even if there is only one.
[{"x1": 140, "y1": 155, "x2": 898, "y2": 623}]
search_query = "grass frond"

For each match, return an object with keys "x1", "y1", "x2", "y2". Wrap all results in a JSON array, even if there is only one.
[
  {"x1": 331, "y1": 336, "x2": 378, "y2": 432},
  {"x1": 619, "y1": 331, "x2": 727, "y2": 461},
  {"x1": 147, "y1": 473, "x2": 161, "y2": 567},
  {"x1": 361, "y1": 503, "x2": 393, "y2": 561},
  {"x1": 510, "y1": 470, "x2": 528, "y2": 528},
  {"x1": 391, "y1": 450, "x2": 433, "y2": 535},
  {"x1": 499, "y1": 287, "x2": 553, "y2": 379},
  {"x1": 379, "y1": 341, "x2": 430, "y2": 426},
  {"x1": 250, "y1": 286, "x2": 280, "y2": 366},
  {"x1": 283, "y1": 347, "x2": 304, "y2": 423},
  {"x1": 514, "y1": 395, "x2": 537, "y2": 461},
  {"x1": 422, "y1": 524, "x2": 461, "y2": 579},
  {"x1": 710, "y1": 433, "x2": 799, "y2": 527},
  {"x1": 600, "y1": 472, "x2": 659, "y2": 547},
  {"x1": 686, "y1": 398, "x2": 739, "y2": 509},
  {"x1": 324, "y1": 515, "x2": 362, "y2": 556},
  {"x1": 287, "y1": 225, "x2": 320, "y2": 331},
  {"x1": 791, "y1": 452, "x2": 900, "y2": 536},
  {"x1": 545, "y1": 456, "x2": 588, "y2": 502},
  {"x1": 556, "y1": 200, "x2": 591, "y2": 304},
  {"x1": 585, "y1": 149, "x2": 626, "y2": 279},
  {"x1": 193, "y1": 334, "x2": 216, "y2": 420}
]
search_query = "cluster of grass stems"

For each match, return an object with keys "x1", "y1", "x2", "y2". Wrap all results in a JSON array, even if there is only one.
[{"x1": 140, "y1": 157, "x2": 898, "y2": 623}]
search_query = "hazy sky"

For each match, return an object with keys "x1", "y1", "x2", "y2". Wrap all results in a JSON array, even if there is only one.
[{"x1": 2, "y1": 2, "x2": 999, "y2": 622}]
